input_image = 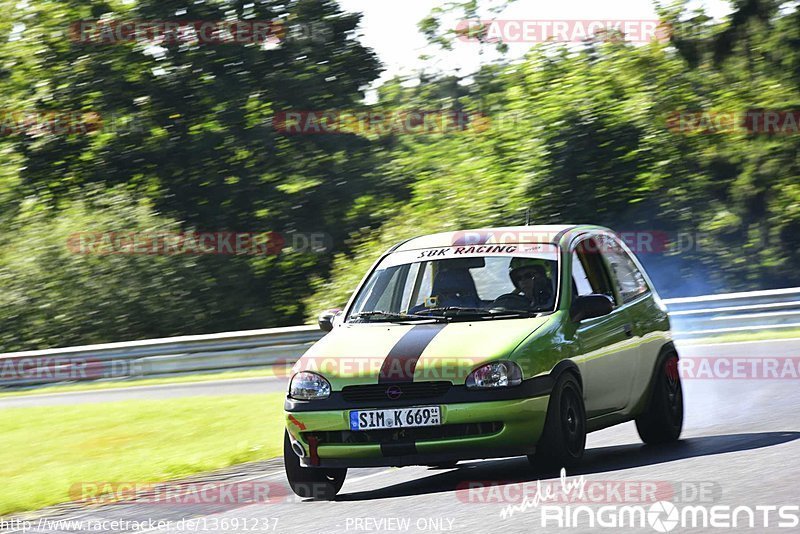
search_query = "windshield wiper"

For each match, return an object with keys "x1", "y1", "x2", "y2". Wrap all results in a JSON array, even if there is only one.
[
  {"x1": 486, "y1": 308, "x2": 540, "y2": 318},
  {"x1": 415, "y1": 306, "x2": 486, "y2": 316},
  {"x1": 350, "y1": 311, "x2": 445, "y2": 323},
  {"x1": 352, "y1": 307, "x2": 540, "y2": 323},
  {"x1": 415, "y1": 307, "x2": 540, "y2": 319}
]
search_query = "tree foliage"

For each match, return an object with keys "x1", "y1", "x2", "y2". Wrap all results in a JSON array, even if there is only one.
[{"x1": 308, "y1": 1, "x2": 800, "y2": 314}]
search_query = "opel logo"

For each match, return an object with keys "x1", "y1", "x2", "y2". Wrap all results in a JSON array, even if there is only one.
[{"x1": 386, "y1": 385, "x2": 403, "y2": 400}]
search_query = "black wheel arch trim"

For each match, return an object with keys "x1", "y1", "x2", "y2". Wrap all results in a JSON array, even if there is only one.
[{"x1": 549, "y1": 359, "x2": 583, "y2": 390}]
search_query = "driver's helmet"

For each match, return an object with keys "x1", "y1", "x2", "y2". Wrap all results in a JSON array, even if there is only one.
[{"x1": 508, "y1": 258, "x2": 554, "y2": 305}]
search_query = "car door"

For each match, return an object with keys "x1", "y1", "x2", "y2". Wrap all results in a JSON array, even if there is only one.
[
  {"x1": 570, "y1": 235, "x2": 639, "y2": 418},
  {"x1": 597, "y1": 235, "x2": 662, "y2": 409}
]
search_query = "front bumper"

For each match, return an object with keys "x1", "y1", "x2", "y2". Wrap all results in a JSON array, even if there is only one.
[{"x1": 284, "y1": 395, "x2": 550, "y2": 468}]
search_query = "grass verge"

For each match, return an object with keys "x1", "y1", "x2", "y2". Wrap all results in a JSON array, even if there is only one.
[{"x1": 0, "y1": 393, "x2": 285, "y2": 516}]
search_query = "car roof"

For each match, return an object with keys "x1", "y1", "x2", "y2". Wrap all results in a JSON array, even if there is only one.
[{"x1": 392, "y1": 224, "x2": 612, "y2": 252}]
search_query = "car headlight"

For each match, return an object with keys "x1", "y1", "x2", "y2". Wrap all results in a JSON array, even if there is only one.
[
  {"x1": 466, "y1": 361, "x2": 523, "y2": 389},
  {"x1": 289, "y1": 372, "x2": 331, "y2": 400}
]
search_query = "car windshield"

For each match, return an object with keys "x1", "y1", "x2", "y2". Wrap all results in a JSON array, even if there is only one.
[{"x1": 348, "y1": 244, "x2": 560, "y2": 322}]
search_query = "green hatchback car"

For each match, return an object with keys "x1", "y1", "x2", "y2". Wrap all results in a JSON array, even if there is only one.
[{"x1": 284, "y1": 225, "x2": 683, "y2": 499}]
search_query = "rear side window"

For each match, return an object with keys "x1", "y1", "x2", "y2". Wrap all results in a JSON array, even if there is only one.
[{"x1": 599, "y1": 237, "x2": 649, "y2": 303}]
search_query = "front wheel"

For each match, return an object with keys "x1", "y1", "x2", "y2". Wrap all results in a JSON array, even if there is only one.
[
  {"x1": 529, "y1": 373, "x2": 586, "y2": 468},
  {"x1": 635, "y1": 352, "x2": 683, "y2": 444},
  {"x1": 283, "y1": 431, "x2": 347, "y2": 500}
]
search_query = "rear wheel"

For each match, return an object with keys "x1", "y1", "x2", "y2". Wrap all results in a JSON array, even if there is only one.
[
  {"x1": 635, "y1": 352, "x2": 683, "y2": 444},
  {"x1": 283, "y1": 431, "x2": 347, "y2": 500},
  {"x1": 529, "y1": 373, "x2": 586, "y2": 468}
]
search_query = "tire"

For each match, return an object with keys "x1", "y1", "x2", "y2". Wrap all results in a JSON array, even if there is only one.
[
  {"x1": 635, "y1": 351, "x2": 683, "y2": 444},
  {"x1": 283, "y1": 431, "x2": 347, "y2": 500},
  {"x1": 529, "y1": 373, "x2": 586, "y2": 468}
]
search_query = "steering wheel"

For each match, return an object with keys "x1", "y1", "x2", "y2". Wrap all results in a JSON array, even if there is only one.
[{"x1": 491, "y1": 293, "x2": 532, "y2": 311}]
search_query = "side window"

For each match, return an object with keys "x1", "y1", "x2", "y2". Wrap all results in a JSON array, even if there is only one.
[
  {"x1": 408, "y1": 262, "x2": 434, "y2": 309},
  {"x1": 372, "y1": 266, "x2": 404, "y2": 311},
  {"x1": 399, "y1": 262, "x2": 421, "y2": 309},
  {"x1": 599, "y1": 237, "x2": 649, "y2": 303},
  {"x1": 573, "y1": 238, "x2": 616, "y2": 302}
]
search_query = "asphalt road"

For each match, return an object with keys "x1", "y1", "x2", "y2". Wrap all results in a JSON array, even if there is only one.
[
  {"x1": 0, "y1": 377, "x2": 288, "y2": 409},
  {"x1": 3, "y1": 338, "x2": 800, "y2": 534}
]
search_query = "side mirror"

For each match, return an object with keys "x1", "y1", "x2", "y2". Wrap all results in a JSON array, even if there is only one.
[
  {"x1": 570, "y1": 294, "x2": 614, "y2": 322},
  {"x1": 318, "y1": 308, "x2": 341, "y2": 332}
]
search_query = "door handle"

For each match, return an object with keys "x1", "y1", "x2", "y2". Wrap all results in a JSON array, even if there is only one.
[{"x1": 623, "y1": 323, "x2": 633, "y2": 337}]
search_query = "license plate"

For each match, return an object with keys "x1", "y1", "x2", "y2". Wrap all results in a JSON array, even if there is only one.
[{"x1": 349, "y1": 406, "x2": 441, "y2": 431}]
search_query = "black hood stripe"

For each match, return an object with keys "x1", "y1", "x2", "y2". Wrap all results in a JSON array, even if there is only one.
[{"x1": 378, "y1": 324, "x2": 447, "y2": 383}]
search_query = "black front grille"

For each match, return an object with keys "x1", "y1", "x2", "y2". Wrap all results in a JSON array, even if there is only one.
[
  {"x1": 341, "y1": 381, "x2": 452, "y2": 403},
  {"x1": 308, "y1": 422, "x2": 503, "y2": 445}
]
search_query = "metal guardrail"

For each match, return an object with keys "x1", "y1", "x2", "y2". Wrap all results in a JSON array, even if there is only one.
[
  {"x1": 1, "y1": 288, "x2": 799, "y2": 388},
  {"x1": 0, "y1": 326, "x2": 324, "y2": 388},
  {"x1": 663, "y1": 287, "x2": 800, "y2": 337}
]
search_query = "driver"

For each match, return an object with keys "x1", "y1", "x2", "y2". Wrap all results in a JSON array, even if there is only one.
[{"x1": 496, "y1": 258, "x2": 555, "y2": 310}]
